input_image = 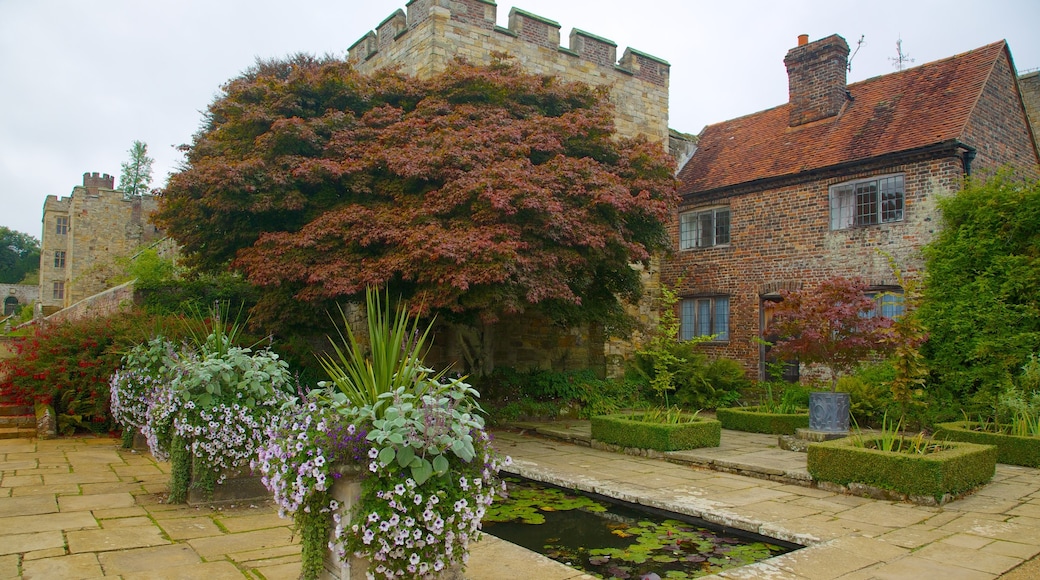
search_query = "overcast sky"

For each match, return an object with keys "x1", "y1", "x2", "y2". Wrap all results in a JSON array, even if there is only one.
[{"x1": 1, "y1": 0, "x2": 1038, "y2": 239}]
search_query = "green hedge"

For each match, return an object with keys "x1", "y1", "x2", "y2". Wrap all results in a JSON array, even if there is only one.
[
  {"x1": 934, "y1": 421, "x2": 1040, "y2": 467},
  {"x1": 716, "y1": 406, "x2": 809, "y2": 435},
  {"x1": 807, "y1": 437, "x2": 996, "y2": 501},
  {"x1": 591, "y1": 414, "x2": 721, "y2": 451}
]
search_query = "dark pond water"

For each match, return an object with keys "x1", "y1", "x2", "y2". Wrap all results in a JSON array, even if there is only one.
[{"x1": 483, "y1": 476, "x2": 797, "y2": 580}]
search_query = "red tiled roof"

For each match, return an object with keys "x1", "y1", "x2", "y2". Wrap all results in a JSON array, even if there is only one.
[{"x1": 678, "y1": 41, "x2": 1009, "y2": 195}]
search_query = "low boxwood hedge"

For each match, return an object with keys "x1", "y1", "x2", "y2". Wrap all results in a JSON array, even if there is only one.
[
  {"x1": 807, "y1": 437, "x2": 996, "y2": 501},
  {"x1": 716, "y1": 406, "x2": 809, "y2": 435},
  {"x1": 590, "y1": 413, "x2": 721, "y2": 451},
  {"x1": 934, "y1": 421, "x2": 1040, "y2": 467}
]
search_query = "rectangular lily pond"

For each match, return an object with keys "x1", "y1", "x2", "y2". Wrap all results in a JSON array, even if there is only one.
[{"x1": 483, "y1": 477, "x2": 798, "y2": 579}]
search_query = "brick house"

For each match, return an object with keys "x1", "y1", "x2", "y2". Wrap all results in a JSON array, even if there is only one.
[{"x1": 666, "y1": 34, "x2": 1040, "y2": 379}]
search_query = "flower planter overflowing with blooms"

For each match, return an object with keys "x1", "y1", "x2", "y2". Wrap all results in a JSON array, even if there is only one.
[
  {"x1": 110, "y1": 313, "x2": 295, "y2": 503},
  {"x1": 254, "y1": 290, "x2": 508, "y2": 580}
]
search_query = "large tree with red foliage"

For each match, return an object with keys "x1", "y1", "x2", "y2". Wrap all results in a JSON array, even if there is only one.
[
  {"x1": 768, "y1": 277, "x2": 895, "y2": 390},
  {"x1": 156, "y1": 55, "x2": 676, "y2": 372}
]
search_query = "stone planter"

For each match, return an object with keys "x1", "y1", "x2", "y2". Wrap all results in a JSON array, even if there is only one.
[
  {"x1": 808, "y1": 391, "x2": 850, "y2": 433},
  {"x1": 322, "y1": 467, "x2": 463, "y2": 580},
  {"x1": 186, "y1": 467, "x2": 270, "y2": 506}
]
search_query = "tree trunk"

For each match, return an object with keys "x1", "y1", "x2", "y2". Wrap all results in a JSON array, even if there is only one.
[{"x1": 450, "y1": 321, "x2": 495, "y2": 378}]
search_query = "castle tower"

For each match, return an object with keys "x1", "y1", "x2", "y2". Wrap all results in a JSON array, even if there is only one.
[{"x1": 39, "y1": 173, "x2": 161, "y2": 314}]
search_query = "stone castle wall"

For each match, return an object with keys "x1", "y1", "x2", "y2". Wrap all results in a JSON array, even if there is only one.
[
  {"x1": 0, "y1": 284, "x2": 38, "y2": 316},
  {"x1": 349, "y1": 0, "x2": 670, "y2": 145},
  {"x1": 45, "y1": 280, "x2": 136, "y2": 325},
  {"x1": 346, "y1": 1, "x2": 672, "y2": 376}
]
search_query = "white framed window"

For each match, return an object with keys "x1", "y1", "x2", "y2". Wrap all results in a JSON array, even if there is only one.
[
  {"x1": 680, "y1": 207, "x2": 730, "y2": 249},
  {"x1": 830, "y1": 174, "x2": 904, "y2": 229},
  {"x1": 680, "y1": 296, "x2": 729, "y2": 341},
  {"x1": 56, "y1": 216, "x2": 69, "y2": 235},
  {"x1": 52, "y1": 281, "x2": 65, "y2": 300},
  {"x1": 54, "y1": 251, "x2": 66, "y2": 268}
]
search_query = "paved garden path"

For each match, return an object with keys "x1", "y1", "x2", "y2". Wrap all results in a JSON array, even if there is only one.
[{"x1": 3, "y1": 429, "x2": 1040, "y2": 579}]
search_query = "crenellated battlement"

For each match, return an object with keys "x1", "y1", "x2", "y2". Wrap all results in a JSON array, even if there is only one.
[
  {"x1": 82, "y1": 171, "x2": 114, "y2": 191},
  {"x1": 349, "y1": 1, "x2": 669, "y2": 88}
]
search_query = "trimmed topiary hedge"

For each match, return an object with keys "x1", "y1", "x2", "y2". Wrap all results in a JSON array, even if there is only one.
[
  {"x1": 807, "y1": 437, "x2": 996, "y2": 501},
  {"x1": 716, "y1": 406, "x2": 809, "y2": 435},
  {"x1": 591, "y1": 413, "x2": 721, "y2": 451},
  {"x1": 934, "y1": 421, "x2": 1040, "y2": 467}
]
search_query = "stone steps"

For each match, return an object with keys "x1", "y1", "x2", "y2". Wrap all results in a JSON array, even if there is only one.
[
  {"x1": 0, "y1": 414, "x2": 34, "y2": 428},
  {"x1": 0, "y1": 426, "x2": 36, "y2": 440},
  {"x1": 0, "y1": 390, "x2": 35, "y2": 439},
  {"x1": 0, "y1": 403, "x2": 33, "y2": 417}
]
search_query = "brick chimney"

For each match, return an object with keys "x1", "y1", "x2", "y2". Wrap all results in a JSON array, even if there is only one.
[
  {"x1": 82, "y1": 172, "x2": 115, "y2": 193},
  {"x1": 784, "y1": 34, "x2": 850, "y2": 127}
]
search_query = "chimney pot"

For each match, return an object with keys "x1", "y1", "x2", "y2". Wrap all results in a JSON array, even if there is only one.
[
  {"x1": 784, "y1": 34, "x2": 850, "y2": 127},
  {"x1": 798, "y1": 34, "x2": 809, "y2": 46}
]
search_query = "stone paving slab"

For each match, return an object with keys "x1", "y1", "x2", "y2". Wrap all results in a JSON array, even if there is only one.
[
  {"x1": 67, "y1": 525, "x2": 170, "y2": 553},
  {"x1": 0, "y1": 494, "x2": 57, "y2": 517},
  {"x1": 0, "y1": 554, "x2": 17, "y2": 580},
  {"x1": 252, "y1": 561, "x2": 305, "y2": 580},
  {"x1": 96, "y1": 544, "x2": 201, "y2": 575},
  {"x1": 59, "y1": 491, "x2": 136, "y2": 512},
  {"x1": 0, "y1": 531, "x2": 65, "y2": 556},
  {"x1": 119, "y1": 561, "x2": 246, "y2": 580},
  {"x1": 185, "y1": 526, "x2": 297, "y2": 559},
  {"x1": 215, "y1": 511, "x2": 289, "y2": 533},
  {"x1": 20, "y1": 553, "x2": 102, "y2": 580},
  {"x1": 156, "y1": 515, "x2": 226, "y2": 540},
  {"x1": 0, "y1": 511, "x2": 98, "y2": 535}
]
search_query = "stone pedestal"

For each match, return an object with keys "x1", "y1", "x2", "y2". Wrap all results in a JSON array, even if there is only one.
[
  {"x1": 186, "y1": 466, "x2": 271, "y2": 506},
  {"x1": 321, "y1": 468, "x2": 464, "y2": 580},
  {"x1": 132, "y1": 429, "x2": 150, "y2": 451},
  {"x1": 778, "y1": 427, "x2": 848, "y2": 452},
  {"x1": 322, "y1": 471, "x2": 368, "y2": 580}
]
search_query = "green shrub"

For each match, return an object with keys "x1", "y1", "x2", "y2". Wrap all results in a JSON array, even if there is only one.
[
  {"x1": 919, "y1": 174, "x2": 1040, "y2": 402},
  {"x1": 838, "y1": 374, "x2": 892, "y2": 428},
  {"x1": 627, "y1": 283, "x2": 744, "y2": 410},
  {"x1": 590, "y1": 413, "x2": 721, "y2": 451},
  {"x1": 716, "y1": 406, "x2": 809, "y2": 435},
  {"x1": 807, "y1": 437, "x2": 996, "y2": 501},
  {"x1": 934, "y1": 421, "x2": 1040, "y2": 467},
  {"x1": 477, "y1": 367, "x2": 637, "y2": 421},
  {"x1": 136, "y1": 272, "x2": 259, "y2": 317}
]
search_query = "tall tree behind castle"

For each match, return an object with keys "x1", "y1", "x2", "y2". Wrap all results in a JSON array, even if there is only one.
[
  {"x1": 118, "y1": 140, "x2": 154, "y2": 196},
  {"x1": 0, "y1": 226, "x2": 40, "y2": 284}
]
